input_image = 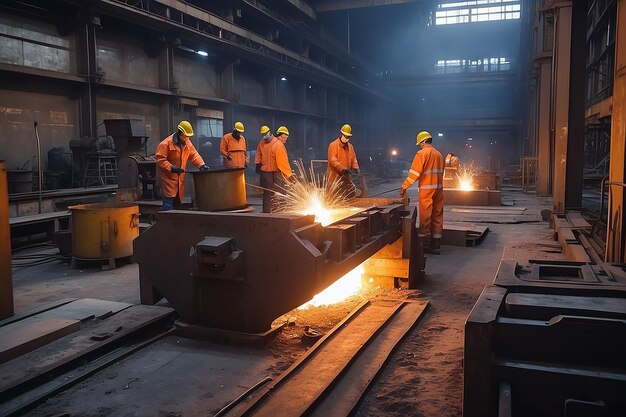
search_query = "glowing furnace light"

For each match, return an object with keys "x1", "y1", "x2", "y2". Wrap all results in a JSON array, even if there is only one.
[
  {"x1": 459, "y1": 176, "x2": 474, "y2": 191},
  {"x1": 457, "y1": 165, "x2": 476, "y2": 191},
  {"x1": 298, "y1": 263, "x2": 364, "y2": 309}
]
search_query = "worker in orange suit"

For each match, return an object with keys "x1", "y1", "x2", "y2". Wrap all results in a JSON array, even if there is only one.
[
  {"x1": 264, "y1": 126, "x2": 295, "y2": 213},
  {"x1": 155, "y1": 121, "x2": 209, "y2": 211},
  {"x1": 220, "y1": 121, "x2": 249, "y2": 168},
  {"x1": 444, "y1": 152, "x2": 460, "y2": 188},
  {"x1": 400, "y1": 131, "x2": 445, "y2": 254},
  {"x1": 327, "y1": 124, "x2": 359, "y2": 198},
  {"x1": 255, "y1": 125, "x2": 278, "y2": 213}
]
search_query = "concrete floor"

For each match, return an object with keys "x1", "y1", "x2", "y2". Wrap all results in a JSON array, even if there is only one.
[{"x1": 10, "y1": 179, "x2": 565, "y2": 417}]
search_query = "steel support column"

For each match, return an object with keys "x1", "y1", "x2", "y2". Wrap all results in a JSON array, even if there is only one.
[
  {"x1": 551, "y1": 3, "x2": 572, "y2": 212},
  {"x1": 564, "y1": 0, "x2": 586, "y2": 209},
  {"x1": 607, "y1": 0, "x2": 626, "y2": 262},
  {"x1": 77, "y1": 17, "x2": 99, "y2": 138},
  {"x1": 536, "y1": 59, "x2": 553, "y2": 196},
  {"x1": 0, "y1": 162, "x2": 14, "y2": 319},
  {"x1": 158, "y1": 39, "x2": 175, "y2": 135}
]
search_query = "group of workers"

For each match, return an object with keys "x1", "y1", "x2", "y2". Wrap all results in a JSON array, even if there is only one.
[{"x1": 155, "y1": 120, "x2": 447, "y2": 255}]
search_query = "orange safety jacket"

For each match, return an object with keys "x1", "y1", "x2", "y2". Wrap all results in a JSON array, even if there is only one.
[
  {"x1": 255, "y1": 136, "x2": 278, "y2": 171},
  {"x1": 155, "y1": 134, "x2": 205, "y2": 201},
  {"x1": 445, "y1": 153, "x2": 460, "y2": 169},
  {"x1": 402, "y1": 144, "x2": 445, "y2": 191},
  {"x1": 327, "y1": 138, "x2": 359, "y2": 184},
  {"x1": 220, "y1": 133, "x2": 249, "y2": 168},
  {"x1": 267, "y1": 139, "x2": 292, "y2": 178}
]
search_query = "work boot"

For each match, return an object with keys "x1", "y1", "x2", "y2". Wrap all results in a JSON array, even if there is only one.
[{"x1": 430, "y1": 238, "x2": 441, "y2": 255}]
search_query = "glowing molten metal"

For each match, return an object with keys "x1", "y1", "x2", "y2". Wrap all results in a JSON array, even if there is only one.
[{"x1": 298, "y1": 264, "x2": 364, "y2": 308}]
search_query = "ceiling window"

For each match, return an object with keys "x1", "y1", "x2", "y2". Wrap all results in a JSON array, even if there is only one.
[
  {"x1": 435, "y1": 57, "x2": 512, "y2": 73},
  {"x1": 434, "y1": 0, "x2": 520, "y2": 25}
]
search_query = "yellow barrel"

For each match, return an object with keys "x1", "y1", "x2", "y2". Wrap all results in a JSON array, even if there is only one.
[
  {"x1": 192, "y1": 168, "x2": 247, "y2": 211},
  {"x1": 69, "y1": 202, "x2": 139, "y2": 259}
]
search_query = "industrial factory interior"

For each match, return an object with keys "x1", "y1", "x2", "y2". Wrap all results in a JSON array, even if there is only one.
[{"x1": 1, "y1": 0, "x2": 625, "y2": 416}]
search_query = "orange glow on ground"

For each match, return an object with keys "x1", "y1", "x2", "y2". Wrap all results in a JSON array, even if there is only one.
[{"x1": 298, "y1": 264, "x2": 364, "y2": 308}]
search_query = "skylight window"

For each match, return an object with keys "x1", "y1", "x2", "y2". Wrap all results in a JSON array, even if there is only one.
[
  {"x1": 435, "y1": 57, "x2": 511, "y2": 73},
  {"x1": 434, "y1": 0, "x2": 520, "y2": 25}
]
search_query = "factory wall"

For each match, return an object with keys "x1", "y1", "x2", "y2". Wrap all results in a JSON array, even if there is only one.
[{"x1": 0, "y1": 4, "x2": 393, "y2": 187}]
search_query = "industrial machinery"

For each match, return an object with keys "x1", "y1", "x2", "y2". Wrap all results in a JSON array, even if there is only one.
[
  {"x1": 104, "y1": 119, "x2": 157, "y2": 200},
  {"x1": 134, "y1": 199, "x2": 421, "y2": 333},
  {"x1": 464, "y1": 260, "x2": 626, "y2": 417}
]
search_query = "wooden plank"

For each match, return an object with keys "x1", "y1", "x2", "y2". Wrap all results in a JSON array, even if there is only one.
[
  {"x1": 0, "y1": 305, "x2": 174, "y2": 400},
  {"x1": 0, "y1": 299, "x2": 77, "y2": 328},
  {"x1": 9, "y1": 211, "x2": 70, "y2": 226},
  {"x1": 442, "y1": 223, "x2": 489, "y2": 247},
  {"x1": 309, "y1": 301, "x2": 428, "y2": 417},
  {"x1": 566, "y1": 212, "x2": 591, "y2": 229},
  {"x1": 450, "y1": 208, "x2": 525, "y2": 215},
  {"x1": 38, "y1": 299, "x2": 132, "y2": 322},
  {"x1": 0, "y1": 317, "x2": 80, "y2": 364},
  {"x1": 234, "y1": 301, "x2": 405, "y2": 417},
  {"x1": 505, "y1": 293, "x2": 626, "y2": 320},
  {"x1": 558, "y1": 227, "x2": 578, "y2": 244}
]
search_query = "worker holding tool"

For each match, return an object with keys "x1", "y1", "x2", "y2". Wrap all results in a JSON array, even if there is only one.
[
  {"x1": 255, "y1": 125, "x2": 278, "y2": 213},
  {"x1": 443, "y1": 152, "x2": 460, "y2": 188},
  {"x1": 327, "y1": 124, "x2": 360, "y2": 198},
  {"x1": 155, "y1": 120, "x2": 209, "y2": 211},
  {"x1": 400, "y1": 131, "x2": 445, "y2": 254},
  {"x1": 220, "y1": 121, "x2": 249, "y2": 168},
  {"x1": 264, "y1": 126, "x2": 295, "y2": 213}
]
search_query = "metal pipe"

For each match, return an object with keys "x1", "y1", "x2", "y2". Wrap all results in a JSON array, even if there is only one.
[
  {"x1": 33, "y1": 122, "x2": 42, "y2": 214},
  {"x1": 213, "y1": 376, "x2": 273, "y2": 417}
]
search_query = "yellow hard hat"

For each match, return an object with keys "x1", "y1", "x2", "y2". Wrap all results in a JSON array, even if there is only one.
[
  {"x1": 177, "y1": 120, "x2": 194, "y2": 137},
  {"x1": 234, "y1": 121, "x2": 245, "y2": 133},
  {"x1": 416, "y1": 131, "x2": 432, "y2": 145},
  {"x1": 340, "y1": 124, "x2": 352, "y2": 137},
  {"x1": 260, "y1": 125, "x2": 270, "y2": 134},
  {"x1": 276, "y1": 126, "x2": 289, "y2": 135}
]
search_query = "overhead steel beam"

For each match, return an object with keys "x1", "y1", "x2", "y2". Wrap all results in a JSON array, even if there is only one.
[
  {"x1": 283, "y1": 0, "x2": 317, "y2": 20},
  {"x1": 385, "y1": 72, "x2": 519, "y2": 86},
  {"x1": 58, "y1": 0, "x2": 388, "y2": 101},
  {"x1": 312, "y1": 0, "x2": 421, "y2": 12}
]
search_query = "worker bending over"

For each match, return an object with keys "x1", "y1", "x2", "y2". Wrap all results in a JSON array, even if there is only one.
[
  {"x1": 443, "y1": 152, "x2": 460, "y2": 188},
  {"x1": 155, "y1": 120, "x2": 209, "y2": 211},
  {"x1": 327, "y1": 124, "x2": 359, "y2": 198},
  {"x1": 220, "y1": 121, "x2": 249, "y2": 168},
  {"x1": 400, "y1": 131, "x2": 445, "y2": 254}
]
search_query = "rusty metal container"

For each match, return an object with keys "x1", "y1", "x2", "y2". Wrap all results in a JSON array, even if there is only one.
[
  {"x1": 69, "y1": 202, "x2": 139, "y2": 259},
  {"x1": 192, "y1": 168, "x2": 247, "y2": 211}
]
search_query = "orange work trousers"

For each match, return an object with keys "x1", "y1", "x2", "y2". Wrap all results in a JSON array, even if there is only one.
[{"x1": 418, "y1": 188, "x2": 444, "y2": 240}]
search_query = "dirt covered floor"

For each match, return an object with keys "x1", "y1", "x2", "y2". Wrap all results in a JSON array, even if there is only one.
[{"x1": 11, "y1": 184, "x2": 566, "y2": 417}]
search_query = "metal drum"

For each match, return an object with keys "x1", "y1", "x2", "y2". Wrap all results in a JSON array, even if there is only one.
[
  {"x1": 192, "y1": 168, "x2": 247, "y2": 211},
  {"x1": 69, "y1": 202, "x2": 139, "y2": 259}
]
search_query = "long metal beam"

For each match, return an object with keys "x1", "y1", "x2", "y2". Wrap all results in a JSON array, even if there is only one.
[
  {"x1": 607, "y1": 0, "x2": 626, "y2": 262},
  {"x1": 312, "y1": 0, "x2": 422, "y2": 12},
  {"x1": 59, "y1": 0, "x2": 388, "y2": 100}
]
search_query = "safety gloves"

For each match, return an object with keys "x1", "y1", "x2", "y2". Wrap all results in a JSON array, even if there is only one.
[
  {"x1": 199, "y1": 165, "x2": 210, "y2": 171},
  {"x1": 171, "y1": 165, "x2": 185, "y2": 173}
]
